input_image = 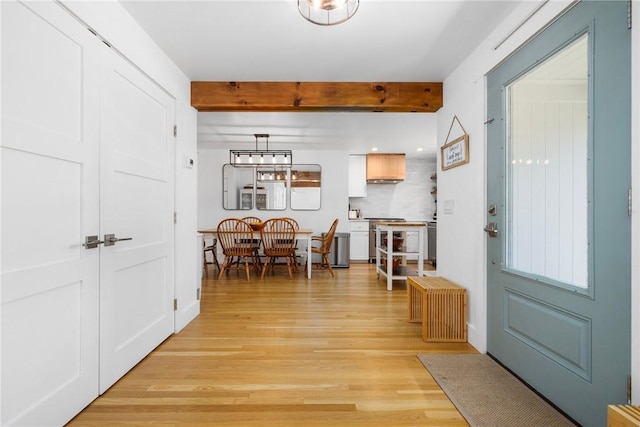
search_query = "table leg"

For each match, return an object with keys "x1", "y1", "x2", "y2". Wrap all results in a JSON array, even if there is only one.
[{"x1": 306, "y1": 235, "x2": 312, "y2": 278}]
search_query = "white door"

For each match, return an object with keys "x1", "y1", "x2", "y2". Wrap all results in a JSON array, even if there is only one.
[
  {"x1": 1, "y1": 1, "x2": 101, "y2": 425},
  {"x1": 98, "y1": 49, "x2": 176, "y2": 392}
]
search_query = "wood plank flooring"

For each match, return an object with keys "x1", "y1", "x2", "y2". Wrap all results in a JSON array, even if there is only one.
[{"x1": 67, "y1": 263, "x2": 478, "y2": 426}]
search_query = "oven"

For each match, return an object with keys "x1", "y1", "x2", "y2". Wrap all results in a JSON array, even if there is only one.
[{"x1": 366, "y1": 218, "x2": 405, "y2": 263}]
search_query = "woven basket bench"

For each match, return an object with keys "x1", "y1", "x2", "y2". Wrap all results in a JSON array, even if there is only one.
[
  {"x1": 407, "y1": 276, "x2": 467, "y2": 343},
  {"x1": 608, "y1": 405, "x2": 640, "y2": 426}
]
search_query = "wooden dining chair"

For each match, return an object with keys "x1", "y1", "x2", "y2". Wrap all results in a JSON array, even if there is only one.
[
  {"x1": 241, "y1": 216, "x2": 263, "y2": 267},
  {"x1": 280, "y1": 217, "x2": 301, "y2": 272},
  {"x1": 311, "y1": 218, "x2": 339, "y2": 278},
  {"x1": 242, "y1": 216, "x2": 262, "y2": 225},
  {"x1": 260, "y1": 218, "x2": 297, "y2": 279},
  {"x1": 217, "y1": 218, "x2": 255, "y2": 281},
  {"x1": 203, "y1": 237, "x2": 220, "y2": 277}
]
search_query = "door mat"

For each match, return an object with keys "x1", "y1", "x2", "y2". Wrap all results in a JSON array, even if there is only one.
[{"x1": 417, "y1": 354, "x2": 577, "y2": 427}]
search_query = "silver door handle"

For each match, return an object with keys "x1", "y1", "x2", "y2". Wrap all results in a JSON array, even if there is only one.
[
  {"x1": 83, "y1": 235, "x2": 105, "y2": 249},
  {"x1": 484, "y1": 222, "x2": 498, "y2": 237},
  {"x1": 104, "y1": 234, "x2": 133, "y2": 246}
]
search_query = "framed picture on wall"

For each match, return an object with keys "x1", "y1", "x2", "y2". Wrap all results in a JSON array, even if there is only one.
[{"x1": 441, "y1": 134, "x2": 469, "y2": 171}]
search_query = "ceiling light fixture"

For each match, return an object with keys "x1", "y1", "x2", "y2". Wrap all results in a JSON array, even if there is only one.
[
  {"x1": 297, "y1": 0, "x2": 359, "y2": 26},
  {"x1": 230, "y1": 134, "x2": 293, "y2": 168}
]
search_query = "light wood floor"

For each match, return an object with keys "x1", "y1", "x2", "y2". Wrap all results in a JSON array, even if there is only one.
[{"x1": 67, "y1": 263, "x2": 478, "y2": 426}]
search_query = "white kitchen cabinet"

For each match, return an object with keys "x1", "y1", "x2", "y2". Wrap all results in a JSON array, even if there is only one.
[
  {"x1": 349, "y1": 220, "x2": 369, "y2": 261},
  {"x1": 348, "y1": 155, "x2": 367, "y2": 197}
]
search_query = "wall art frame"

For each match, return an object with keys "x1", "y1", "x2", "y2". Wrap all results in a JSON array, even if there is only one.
[{"x1": 441, "y1": 115, "x2": 469, "y2": 171}]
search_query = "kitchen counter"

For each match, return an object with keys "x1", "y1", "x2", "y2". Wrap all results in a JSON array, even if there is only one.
[{"x1": 372, "y1": 221, "x2": 427, "y2": 227}]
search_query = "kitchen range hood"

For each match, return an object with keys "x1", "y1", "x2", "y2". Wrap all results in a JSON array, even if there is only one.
[{"x1": 366, "y1": 153, "x2": 405, "y2": 184}]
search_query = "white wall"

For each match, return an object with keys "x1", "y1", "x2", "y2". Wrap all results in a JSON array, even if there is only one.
[{"x1": 198, "y1": 148, "x2": 350, "y2": 236}]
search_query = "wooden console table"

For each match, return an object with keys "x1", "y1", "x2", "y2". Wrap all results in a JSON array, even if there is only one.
[{"x1": 407, "y1": 276, "x2": 467, "y2": 343}]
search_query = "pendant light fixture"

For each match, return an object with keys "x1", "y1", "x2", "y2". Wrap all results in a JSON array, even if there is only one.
[
  {"x1": 298, "y1": 0, "x2": 359, "y2": 26},
  {"x1": 230, "y1": 134, "x2": 293, "y2": 168}
]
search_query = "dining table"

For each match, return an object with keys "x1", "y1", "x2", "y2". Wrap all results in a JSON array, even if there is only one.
[{"x1": 198, "y1": 228, "x2": 315, "y2": 279}]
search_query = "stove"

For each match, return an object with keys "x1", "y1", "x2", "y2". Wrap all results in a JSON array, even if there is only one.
[{"x1": 365, "y1": 218, "x2": 405, "y2": 262}]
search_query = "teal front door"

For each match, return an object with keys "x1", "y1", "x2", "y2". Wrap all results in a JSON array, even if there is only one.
[{"x1": 486, "y1": 2, "x2": 631, "y2": 426}]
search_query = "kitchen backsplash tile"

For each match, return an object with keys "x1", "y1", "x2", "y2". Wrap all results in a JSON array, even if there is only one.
[{"x1": 349, "y1": 158, "x2": 436, "y2": 220}]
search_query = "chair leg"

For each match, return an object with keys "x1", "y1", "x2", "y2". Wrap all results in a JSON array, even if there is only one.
[
  {"x1": 260, "y1": 256, "x2": 270, "y2": 279},
  {"x1": 244, "y1": 257, "x2": 251, "y2": 281},
  {"x1": 212, "y1": 246, "x2": 220, "y2": 271},
  {"x1": 203, "y1": 251, "x2": 209, "y2": 278},
  {"x1": 252, "y1": 249, "x2": 262, "y2": 272},
  {"x1": 286, "y1": 255, "x2": 293, "y2": 279},
  {"x1": 218, "y1": 256, "x2": 230, "y2": 280},
  {"x1": 323, "y1": 253, "x2": 334, "y2": 278}
]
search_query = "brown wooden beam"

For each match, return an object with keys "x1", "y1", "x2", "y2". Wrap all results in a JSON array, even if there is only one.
[{"x1": 191, "y1": 81, "x2": 443, "y2": 113}]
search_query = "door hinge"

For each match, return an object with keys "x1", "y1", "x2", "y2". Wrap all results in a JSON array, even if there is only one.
[
  {"x1": 628, "y1": 375, "x2": 632, "y2": 404},
  {"x1": 628, "y1": 188, "x2": 632, "y2": 217},
  {"x1": 174, "y1": 211, "x2": 177, "y2": 224},
  {"x1": 174, "y1": 298, "x2": 178, "y2": 311},
  {"x1": 197, "y1": 288, "x2": 201, "y2": 300},
  {"x1": 628, "y1": 0, "x2": 632, "y2": 29},
  {"x1": 173, "y1": 125, "x2": 177, "y2": 137}
]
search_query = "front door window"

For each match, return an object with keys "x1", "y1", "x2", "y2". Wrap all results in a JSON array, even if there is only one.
[{"x1": 506, "y1": 34, "x2": 589, "y2": 289}]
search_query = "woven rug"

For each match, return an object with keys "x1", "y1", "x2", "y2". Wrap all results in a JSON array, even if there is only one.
[{"x1": 417, "y1": 354, "x2": 577, "y2": 427}]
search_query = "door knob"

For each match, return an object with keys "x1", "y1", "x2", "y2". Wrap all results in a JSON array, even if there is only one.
[
  {"x1": 104, "y1": 234, "x2": 133, "y2": 246},
  {"x1": 484, "y1": 222, "x2": 498, "y2": 237}
]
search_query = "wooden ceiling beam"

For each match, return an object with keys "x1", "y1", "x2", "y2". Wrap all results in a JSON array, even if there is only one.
[{"x1": 191, "y1": 81, "x2": 443, "y2": 113}]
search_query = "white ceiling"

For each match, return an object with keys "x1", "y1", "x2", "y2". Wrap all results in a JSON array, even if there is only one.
[{"x1": 119, "y1": 0, "x2": 522, "y2": 158}]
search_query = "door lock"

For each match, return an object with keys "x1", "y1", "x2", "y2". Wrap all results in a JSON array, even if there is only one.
[
  {"x1": 104, "y1": 234, "x2": 133, "y2": 246},
  {"x1": 484, "y1": 222, "x2": 498, "y2": 238},
  {"x1": 488, "y1": 204, "x2": 497, "y2": 216},
  {"x1": 83, "y1": 235, "x2": 105, "y2": 249}
]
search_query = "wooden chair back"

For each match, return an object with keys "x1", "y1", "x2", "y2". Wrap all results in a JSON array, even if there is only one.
[
  {"x1": 310, "y1": 218, "x2": 339, "y2": 278},
  {"x1": 241, "y1": 216, "x2": 262, "y2": 224},
  {"x1": 280, "y1": 217, "x2": 299, "y2": 230},
  {"x1": 315, "y1": 218, "x2": 339, "y2": 254},
  {"x1": 260, "y1": 218, "x2": 297, "y2": 257},
  {"x1": 217, "y1": 218, "x2": 254, "y2": 257}
]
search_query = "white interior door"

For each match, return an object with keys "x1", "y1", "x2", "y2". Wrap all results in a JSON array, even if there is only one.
[
  {"x1": 1, "y1": 1, "x2": 100, "y2": 424},
  {"x1": 98, "y1": 49, "x2": 176, "y2": 392}
]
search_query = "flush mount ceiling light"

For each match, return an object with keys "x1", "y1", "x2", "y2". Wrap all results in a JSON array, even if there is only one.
[
  {"x1": 298, "y1": 0, "x2": 359, "y2": 26},
  {"x1": 230, "y1": 134, "x2": 293, "y2": 168}
]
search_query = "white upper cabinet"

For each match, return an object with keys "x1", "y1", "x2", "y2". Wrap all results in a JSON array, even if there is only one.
[{"x1": 348, "y1": 155, "x2": 367, "y2": 197}]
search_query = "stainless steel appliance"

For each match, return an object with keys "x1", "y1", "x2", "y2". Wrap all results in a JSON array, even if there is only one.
[
  {"x1": 427, "y1": 221, "x2": 437, "y2": 266},
  {"x1": 325, "y1": 232, "x2": 350, "y2": 268},
  {"x1": 366, "y1": 218, "x2": 405, "y2": 263}
]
